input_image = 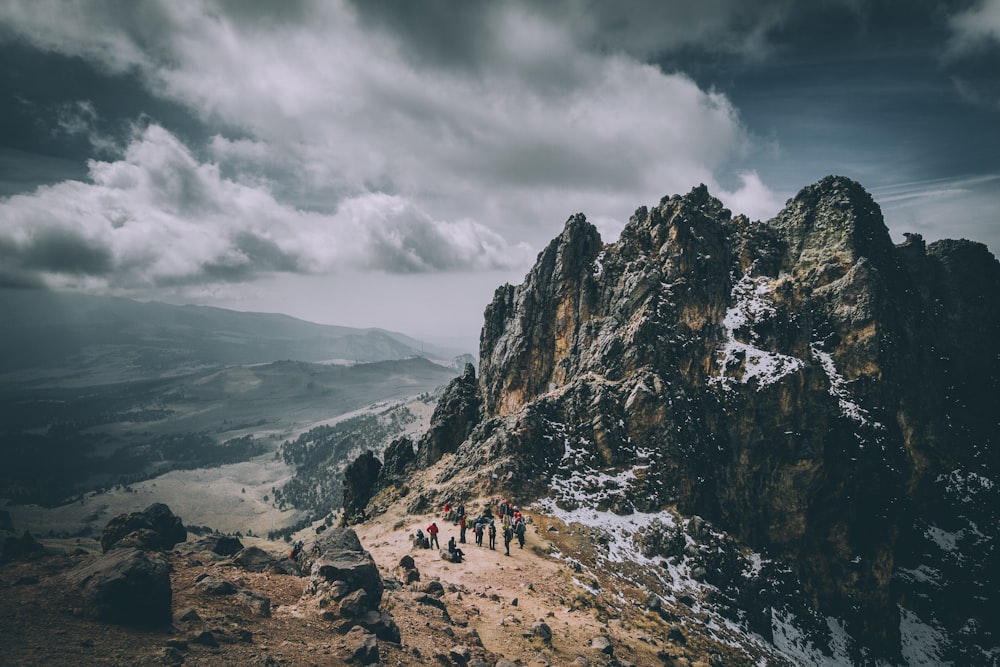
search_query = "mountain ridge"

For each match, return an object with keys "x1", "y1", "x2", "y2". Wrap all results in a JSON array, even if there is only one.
[
  {"x1": 0, "y1": 289, "x2": 467, "y2": 386},
  {"x1": 360, "y1": 175, "x2": 998, "y2": 664}
]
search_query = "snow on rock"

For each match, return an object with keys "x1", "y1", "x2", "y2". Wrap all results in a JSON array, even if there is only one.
[
  {"x1": 809, "y1": 342, "x2": 883, "y2": 430},
  {"x1": 899, "y1": 606, "x2": 953, "y2": 667},
  {"x1": 710, "y1": 274, "x2": 805, "y2": 389}
]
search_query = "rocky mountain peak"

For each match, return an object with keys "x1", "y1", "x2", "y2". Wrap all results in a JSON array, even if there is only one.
[
  {"x1": 769, "y1": 175, "x2": 896, "y2": 284},
  {"x1": 398, "y1": 175, "x2": 999, "y2": 662}
]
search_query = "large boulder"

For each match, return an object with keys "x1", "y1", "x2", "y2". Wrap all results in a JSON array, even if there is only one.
[
  {"x1": 186, "y1": 534, "x2": 244, "y2": 557},
  {"x1": 231, "y1": 546, "x2": 275, "y2": 572},
  {"x1": 303, "y1": 528, "x2": 384, "y2": 616},
  {"x1": 101, "y1": 503, "x2": 186, "y2": 553},
  {"x1": 66, "y1": 548, "x2": 172, "y2": 626}
]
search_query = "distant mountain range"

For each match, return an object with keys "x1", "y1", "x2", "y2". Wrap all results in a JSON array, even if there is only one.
[{"x1": 0, "y1": 289, "x2": 466, "y2": 386}]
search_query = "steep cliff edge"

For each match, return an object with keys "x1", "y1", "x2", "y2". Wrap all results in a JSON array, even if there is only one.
[{"x1": 368, "y1": 176, "x2": 997, "y2": 663}]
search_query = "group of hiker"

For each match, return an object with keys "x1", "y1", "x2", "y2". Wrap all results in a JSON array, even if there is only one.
[{"x1": 412, "y1": 498, "x2": 527, "y2": 561}]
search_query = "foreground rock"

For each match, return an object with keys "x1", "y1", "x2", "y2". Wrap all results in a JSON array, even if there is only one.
[
  {"x1": 301, "y1": 527, "x2": 398, "y2": 657},
  {"x1": 65, "y1": 547, "x2": 172, "y2": 625}
]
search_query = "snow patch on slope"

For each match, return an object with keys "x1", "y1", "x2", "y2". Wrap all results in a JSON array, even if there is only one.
[{"x1": 711, "y1": 274, "x2": 804, "y2": 389}]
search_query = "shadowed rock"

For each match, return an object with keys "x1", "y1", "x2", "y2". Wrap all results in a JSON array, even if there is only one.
[
  {"x1": 101, "y1": 503, "x2": 186, "y2": 553},
  {"x1": 66, "y1": 548, "x2": 172, "y2": 626}
]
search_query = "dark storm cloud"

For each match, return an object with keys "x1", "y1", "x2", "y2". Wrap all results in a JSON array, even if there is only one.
[
  {"x1": 16, "y1": 228, "x2": 114, "y2": 276},
  {"x1": 0, "y1": 0, "x2": 995, "y2": 323}
]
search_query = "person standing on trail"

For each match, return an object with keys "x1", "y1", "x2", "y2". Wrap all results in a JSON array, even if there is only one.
[
  {"x1": 488, "y1": 521, "x2": 497, "y2": 550},
  {"x1": 427, "y1": 521, "x2": 440, "y2": 549},
  {"x1": 474, "y1": 520, "x2": 484, "y2": 546},
  {"x1": 459, "y1": 514, "x2": 467, "y2": 543},
  {"x1": 503, "y1": 524, "x2": 513, "y2": 556},
  {"x1": 514, "y1": 518, "x2": 526, "y2": 549}
]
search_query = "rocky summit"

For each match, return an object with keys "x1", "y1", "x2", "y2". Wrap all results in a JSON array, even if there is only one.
[{"x1": 372, "y1": 175, "x2": 998, "y2": 664}]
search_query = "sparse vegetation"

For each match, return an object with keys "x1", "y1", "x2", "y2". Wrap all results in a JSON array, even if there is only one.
[{"x1": 272, "y1": 405, "x2": 416, "y2": 517}]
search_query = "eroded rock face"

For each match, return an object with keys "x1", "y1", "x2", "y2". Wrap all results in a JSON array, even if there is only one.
[
  {"x1": 342, "y1": 450, "x2": 382, "y2": 524},
  {"x1": 101, "y1": 503, "x2": 187, "y2": 553},
  {"x1": 418, "y1": 362, "x2": 482, "y2": 466},
  {"x1": 427, "y1": 176, "x2": 999, "y2": 659}
]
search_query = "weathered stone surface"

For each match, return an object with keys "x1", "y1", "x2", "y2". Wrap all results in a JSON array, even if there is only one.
[
  {"x1": 343, "y1": 626, "x2": 378, "y2": 664},
  {"x1": 101, "y1": 503, "x2": 186, "y2": 553},
  {"x1": 418, "y1": 362, "x2": 482, "y2": 466},
  {"x1": 418, "y1": 176, "x2": 999, "y2": 660},
  {"x1": 529, "y1": 621, "x2": 552, "y2": 643},
  {"x1": 187, "y1": 534, "x2": 243, "y2": 557},
  {"x1": 379, "y1": 436, "x2": 418, "y2": 482},
  {"x1": 342, "y1": 450, "x2": 382, "y2": 524},
  {"x1": 590, "y1": 635, "x2": 613, "y2": 655},
  {"x1": 196, "y1": 575, "x2": 237, "y2": 596},
  {"x1": 230, "y1": 546, "x2": 274, "y2": 572},
  {"x1": 303, "y1": 527, "x2": 386, "y2": 624},
  {"x1": 361, "y1": 610, "x2": 401, "y2": 643},
  {"x1": 66, "y1": 547, "x2": 172, "y2": 626}
]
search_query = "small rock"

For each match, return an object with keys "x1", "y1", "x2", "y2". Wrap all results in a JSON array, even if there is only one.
[
  {"x1": 668, "y1": 625, "x2": 687, "y2": 645},
  {"x1": 196, "y1": 576, "x2": 237, "y2": 596},
  {"x1": 239, "y1": 589, "x2": 271, "y2": 617},
  {"x1": 423, "y1": 580, "x2": 445, "y2": 597},
  {"x1": 343, "y1": 626, "x2": 378, "y2": 664},
  {"x1": 590, "y1": 636, "x2": 613, "y2": 655},
  {"x1": 231, "y1": 546, "x2": 274, "y2": 572},
  {"x1": 159, "y1": 646, "x2": 185, "y2": 664},
  {"x1": 176, "y1": 607, "x2": 201, "y2": 622},
  {"x1": 530, "y1": 621, "x2": 552, "y2": 643},
  {"x1": 511, "y1": 597, "x2": 518, "y2": 607},
  {"x1": 190, "y1": 631, "x2": 218, "y2": 647}
]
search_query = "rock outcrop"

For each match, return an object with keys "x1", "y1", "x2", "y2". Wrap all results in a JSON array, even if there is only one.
[
  {"x1": 101, "y1": 502, "x2": 187, "y2": 553},
  {"x1": 300, "y1": 527, "x2": 398, "y2": 657},
  {"x1": 418, "y1": 362, "x2": 482, "y2": 466},
  {"x1": 342, "y1": 451, "x2": 382, "y2": 524},
  {"x1": 66, "y1": 547, "x2": 173, "y2": 626},
  {"x1": 416, "y1": 176, "x2": 999, "y2": 661}
]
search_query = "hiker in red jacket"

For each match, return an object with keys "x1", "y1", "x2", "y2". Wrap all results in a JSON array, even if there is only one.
[{"x1": 427, "y1": 521, "x2": 440, "y2": 549}]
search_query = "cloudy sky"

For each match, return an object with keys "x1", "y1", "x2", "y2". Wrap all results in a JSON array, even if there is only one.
[{"x1": 1, "y1": 0, "x2": 998, "y2": 351}]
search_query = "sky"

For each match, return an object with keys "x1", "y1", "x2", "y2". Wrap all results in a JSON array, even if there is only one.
[{"x1": 0, "y1": 0, "x2": 998, "y2": 353}]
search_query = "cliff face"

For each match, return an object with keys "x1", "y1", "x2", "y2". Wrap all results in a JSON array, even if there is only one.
[{"x1": 432, "y1": 176, "x2": 998, "y2": 660}]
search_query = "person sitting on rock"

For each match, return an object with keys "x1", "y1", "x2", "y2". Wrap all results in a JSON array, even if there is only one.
[
  {"x1": 447, "y1": 535, "x2": 464, "y2": 562},
  {"x1": 427, "y1": 521, "x2": 440, "y2": 549},
  {"x1": 414, "y1": 528, "x2": 429, "y2": 549}
]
